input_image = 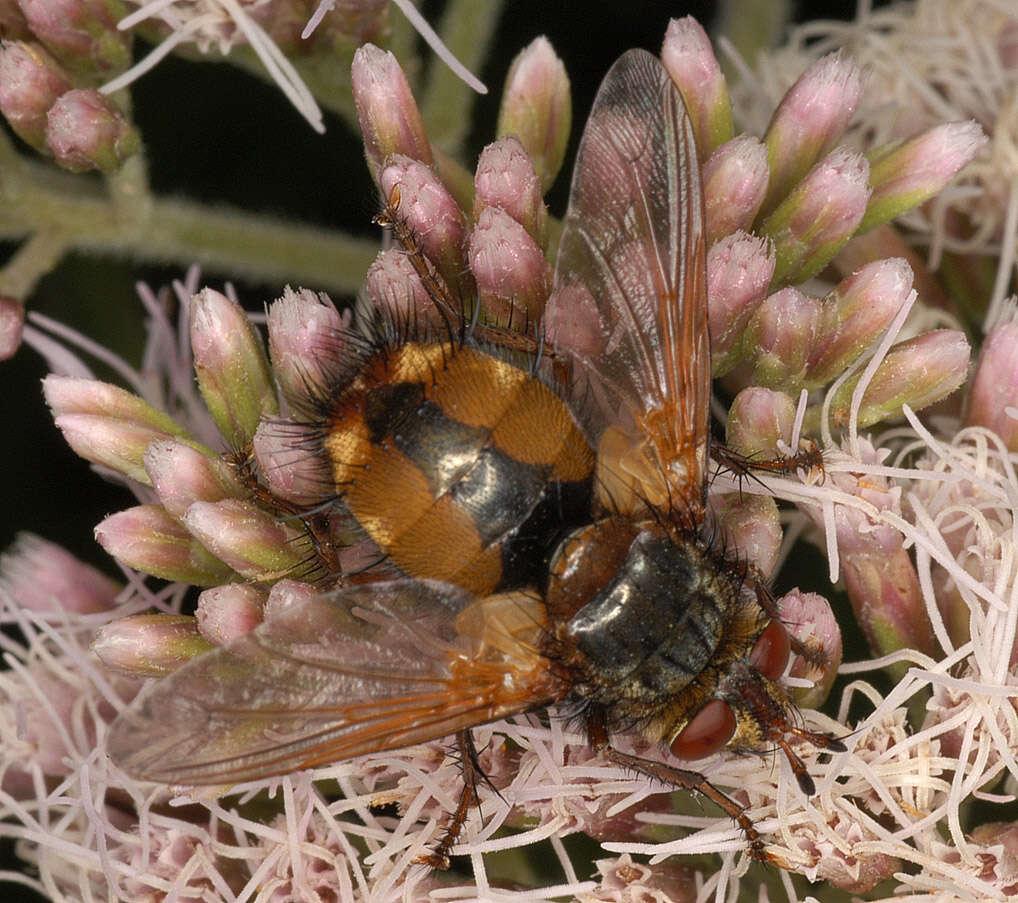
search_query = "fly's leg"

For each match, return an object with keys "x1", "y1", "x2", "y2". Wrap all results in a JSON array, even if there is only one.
[{"x1": 416, "y1": 729, "x2": 483, "y2": 870}]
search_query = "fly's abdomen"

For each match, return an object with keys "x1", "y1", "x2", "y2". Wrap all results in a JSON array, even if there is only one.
[{"x1": 323, "y1": 343, "x2": 594, "y2": 594}]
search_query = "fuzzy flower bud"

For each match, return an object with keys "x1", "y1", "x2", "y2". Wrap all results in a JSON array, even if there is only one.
[
  {"x1": 0, "y1": 294, "x2": 26, "y2": 359},
  {"x1": 806, "y1": 258, "x2": 914, "y2": 388},
  {"x1": 706, "y1": 231, "x2": 774, "y2": 374},
  {"x1": 95, "y1": 505, "x2": 234, "y2": 586},
  {"x1": 44, "y1": 375, "x2": 191, "y2": 485},
  {"x1": 252, "y1": 418, "x2": 332, "y2": 508},
  {"x1": 965, "y1": 311, "x2": 1018, "y2": 448},
  {"x1": 469, "y1": 205, "x2": 552, "y2": 324},
  {"x1": 195, "y1": 583, "x2": 265, "y2": 646},
  {"x1": 92, "y1": 614, "x2": 212, "y2": 677},
  {"x1": 726, "y1": 386, "x2": 797, "y2": 457},
  {"x1": 379, "y1": 156, "x2": 473, "y2": 302},
  {"x1": 861, "y1": 121, "x2": 987, "y2": 233},
  {"x1": 761, "y1": 146, "x2": 871, "y2": 287},
  {"x1": 712, "y1": 493, "x2": 781, "y2": 577},
  {"x1": 351, "y1": 43, "x2": 432, "y2": 179},
  {"x1": 189, "y1": 288, "x2": 278, "y2": 449},
  {"x1": 181, "y1": 499, "x2": 307, "y2": 581},
  {"x1": 45, "y1": 88, "x2": 139, "y2": 172},
  {"x1": 362, "y1": 247, "x2": 444, "y2": 330},
  {"x1": 0, "y1": 533, "x2": 119, "y2": 614},
  {"x1": 660, "y1": 16, "x2": 733, "y2": 158},
  {"x1": 746, "y1": 287, "x2": 821, "y2": 388},
  {"x1": 18, "y1": 0, "x2": 131, "y2": 75},
  {"x1": 702, "y1": 135, "x2": 768, "y2": 244},
  {"x1": 497, "y1": 36, "x2": 571, "y2": 193},
  {"x1": 143, "y1": 439, "x2": 245, "y2": 517},
  {"x1": 778, "y1": 589, "x2": 841, "y2": 708},
  {"x1": 829, "y1": 330, "x2": 970, "y2": 429},
  {"x1": 761, "y1": 52, "x2": 863, "y2": 214},
  {"x1": 266, "y1": 287, "x2": 345, "y2": 410},
  {"x1": 473, "y1": 135, "x2": 547, "y2": 246},
  {"x1": 0, "y1": 41, "x2": 71, "y2": 149}
]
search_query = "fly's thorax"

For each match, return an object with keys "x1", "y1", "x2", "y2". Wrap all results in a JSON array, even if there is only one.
[{"x1": 320, "y1": 341, "x2": 595, "y2": 594}]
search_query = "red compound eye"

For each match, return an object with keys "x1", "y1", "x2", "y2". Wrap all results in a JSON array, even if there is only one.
[
  {"x1": 669, "y1": 699, "x2": 736, "y2": 760},
  {"x1": 749, "y1": 619, "x2": 791, "y2": 680}
]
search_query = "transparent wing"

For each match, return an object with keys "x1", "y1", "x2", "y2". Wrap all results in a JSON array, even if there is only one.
[
  {"x1": 107, "y1": 581, "x2": 560, "y2": 784},
  {"x1": 547, "y1": 49, "x2": 709, "y2": 517}
]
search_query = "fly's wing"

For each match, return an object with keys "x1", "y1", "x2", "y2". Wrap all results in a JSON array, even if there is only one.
[
  {"x1": 107, "y1": 581, "x2": 560, "y2": 785},
  {"x1": 546, "y1": 49, "x2": 709, "y2": 519}
]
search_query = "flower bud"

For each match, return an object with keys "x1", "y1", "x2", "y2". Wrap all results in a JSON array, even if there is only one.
[
  {"x1": 351, "y1": 43, "x2": 432, "y2": 179},
  {"x1": 195, "y1": 583, "x2": 265, "y2": 646},
  {"x1": 266, "y1": 287, "x2": 346, "y2": 410},
  {"x1": 189, "y1": 288, "x2": 278, "y2": 449},
  {"x1": 761, "y1": 52, "x2": 862, "y2": 215},
  {"x1": 0, "y1": 533, "x2": 119, "y2": 614},
  {"x1": 473, "y1": 135, "x2": 547, "y2": 246},
  {"x1": 706, "y1": 231, "x2": 774, "y2": 374},
  {"x1": 264, "y1": 578, "x2": 319, "y2": 621},
  {"x1": 778, "y1": 589, "x2": 841, "y2": 708},
  {"x1": 362, "y1": 247, "x2": 444, "y2": 331},
  {"x1": 702, "y1": 135, "x2": 768, "y2": 244},
  {"x1": 0, "y1": 294, "x2": 26, "y2": 359},
  {"x1": 252, "y1": 418, "x2": 333, "y2": 508},
  {"x1": 746, "y1": 287, "x2": 821, "y2": 388},
  {"x1": 712, "y1": 493, "x2": 781, "y2": 577},
  {"x1": 181, "y1": 499, "x2": 307, "y2": 581},
  {"x1": 829, "y1": 330, "x2": 970, "y2": 429},
  {"x1": 725, "y1": 386, "x2": 797, "y2": 457},
  {"x1": 95, "y1": 505, "x2": 234, "y2": 586},
  {"x1": 92, "y1": 614, "x2": 212, "y2": 677},
  {"x1": 761, "y1": 146, "x2": 871, "y2": 287},
  {"x1": 965, "y1": 311, "x2": 1018, "y2": 448},
  {"x1": 660, "y1": 16, "x2": 733, "y2": 158},
  {"x1": 45, "y1": 89, "x2": 139, "y2": 172},
  {"x1": 379, "y1": 156, "x2": 473, "y2": 303},
  {"x1": 0, "y1": 41, "x2": 71, "y2": 149},
  {"x1": 470, "y1": 205, "x2": 552, "y2": 325},
  {"x1": 497, "y1": 37, "x2": 571, "y2": 193},
  {"x1": 143, "y1": 439, "x2": 245, "y2": 517},
  {"x1": 806, "y1": 258, "x2": 914, "y2": 388},
  {"x1": 18, "y1": 0, "x2": 131, "y2": 75},
  {"x1": 861, "y1": 121, "x2": 987, "y2": 233}
]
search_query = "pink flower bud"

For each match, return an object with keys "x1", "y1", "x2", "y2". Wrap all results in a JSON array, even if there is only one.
[
  {"x1": 0, "y1": 293, "x2": 26, "y2": 359},
  {"x1": 143, "y1": 439, "x2": 245, "y2": 517},
  {"x1": 761, "y1": 52, "x2": 863, "y2": 215},
  {"x1": 702, "y1": 135, "x2": 768, "y2": 244},
  {"x1": 92, "y1": 614, "x2": 212, "y2": 677},
  {"x1": 806, "y1": 258, "x2": 914, "y2": 387},
  {"x1": 473, "y1": 135, "x2": 547, "y2": 246},
  {"x1": 266, "y1": 287, "x2": 346, "y2": 411},
  {"x1": 95, "y1": 505, "x2": 234, "y2": 586},
  {"x1": 45, "y1": 89, "x2": 139, "y2": 172},
  {"x1": 0, "y1": 533, "x2": 119, "y2": 614},
  {"x1": 747, "y1": 287, "x2": 821, "y2": 388},
  {"x1": 660, "y1": 16, "x2": 733, "y2": 158},
  {"x1": 706, "y1": 231, "x2": 774, "y2": 374},
  {"x1": 363, "y1": 247, "x2": 443, "y2": 330},
  {"x1": 264, "y1": 578, "x2": 318, "y2": 621},
  {"x1": 966, "y1": 312, "x2": 1018, "y2": 448},
  {"x1": 18, "y1": 0, "x2": 131, "y2": 75},
  {"x1": 252, "y1": 418, "x2": 333, "y2": 508},
  {"x1": 190, "y1": 288, "x2": 278, "y2": 449},
  {"x1": 379, "y1": 156, "x2": 473, "y2": 303},
  {"x1": 829, "y1": 330, "x2": 971, "y2": 429},
  {"x1": 469, "y1": 205, "x2": 552, "y2": 324},
  {"x1": 725, "y1": 386, "x2": 797, "y2": 457},
  {"x1": 712, "y1": 493, "x2": 782, "y2": 577},
  {"x1": 0, "y1": 41, "x2": 71, "y2": 149},
  {"x1": 761, "y1": 146, "x2": 871, "y2": 287},
  {"x1": 195, "y1": 583, "x2": 265, "y2": 646},
  {"x1": 778, "y1": 589, "x2": 841, "y2": 708},
  {"x1": 351, "y1": 43, "x2": 431, "y2": 179},
  {"x1": 862, "y1": 121, "x2": 987, "y2": 232},
  {"x1": 497, "y1": 37, "x2": 571, "y2": 193},
  {"x1": 181, "y1": 499, "x2": 307, "y2": 581}
]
